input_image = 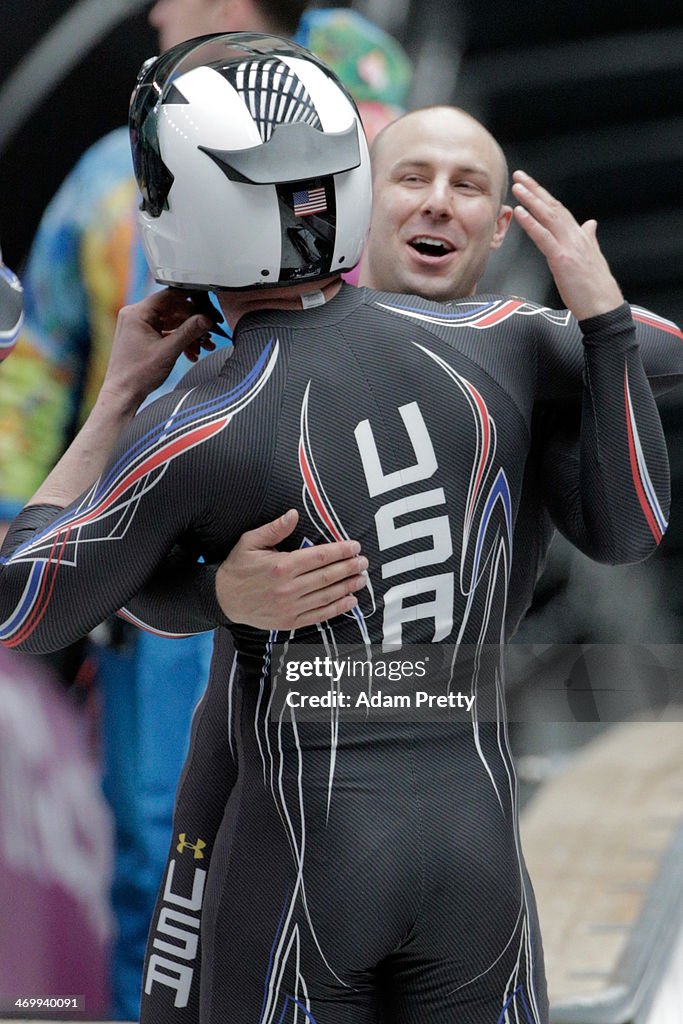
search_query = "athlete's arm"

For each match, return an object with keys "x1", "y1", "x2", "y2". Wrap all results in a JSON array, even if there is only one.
[
  {"x1": 514, "y1": 172, "x2": 671, "y2": 562},
  {"x1": 0, "y1": 291, "x2": 259, "y2": 653},
  {"x1": 0, "y1": 296, "x2": 372, "y2": 652},
  {"x1": 1, "y1": 288, "x2": 364, "y2": 640},
  {"x1": 27, "y1": 290, "x2": 216, "y2": 509},
  {"x1": 120, "y1": 509, "x2": 367, "y2": 636},
  {"x1": 626, "y1": 307, "x2": 683, "y2": 393}
]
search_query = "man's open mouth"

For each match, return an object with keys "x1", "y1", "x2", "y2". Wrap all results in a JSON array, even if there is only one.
[{"x1": 409, "y1": 236, "x2": 455, "y2": 258}]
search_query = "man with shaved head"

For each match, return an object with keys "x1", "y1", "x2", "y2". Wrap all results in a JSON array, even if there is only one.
[{"x1": 361, "y1": 106, "x2": 512, "y2": 301}]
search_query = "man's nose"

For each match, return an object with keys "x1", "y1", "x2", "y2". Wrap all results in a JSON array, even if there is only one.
[{"x1": 421, "y1": 180, "x2": 452, "y2": 219}]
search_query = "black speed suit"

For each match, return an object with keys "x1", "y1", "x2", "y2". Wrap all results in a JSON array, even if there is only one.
[
  {"x1": 0, "y1": 285, "x2": 673, "y2": 1023},
  {"x1": 128, "y1": 293, "x2": 683, "y2": 1024}
]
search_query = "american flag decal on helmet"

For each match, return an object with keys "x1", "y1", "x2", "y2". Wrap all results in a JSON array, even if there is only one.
[{"x1": 292, "y1": 187, "x2": 327, "y2": 217}]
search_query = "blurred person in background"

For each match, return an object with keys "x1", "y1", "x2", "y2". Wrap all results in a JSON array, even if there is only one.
[
  {"x1": 0, "y1": 252, "x2": 113, "y2": 1018},
  {"x1": 0, "y1": 2, "x2": 411, "y2": 1018},
  {"x1": 0, "y1": 653, "x2": 114, "y2": 1018}
]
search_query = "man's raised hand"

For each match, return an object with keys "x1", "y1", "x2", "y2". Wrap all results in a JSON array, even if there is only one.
[{"x1": 511, "y1": 170, "x2": 623, "y2": 321}]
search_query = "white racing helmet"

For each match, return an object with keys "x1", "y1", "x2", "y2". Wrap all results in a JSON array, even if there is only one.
[{"x1": 129, "y1": 32, "x2": 372, "y2": 290}]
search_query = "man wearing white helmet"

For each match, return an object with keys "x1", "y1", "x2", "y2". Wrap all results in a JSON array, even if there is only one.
[
  {"x1": 0, "y1": 34, "x2": 673, "y2": 1023},
  {"x1": 0, "y1": 6, "x2": 411, "y2": 1017}
]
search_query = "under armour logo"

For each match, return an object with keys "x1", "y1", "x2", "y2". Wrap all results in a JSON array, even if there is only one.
[{"x1": 176, "y1": 833, "x2": 206, "y2": 859}]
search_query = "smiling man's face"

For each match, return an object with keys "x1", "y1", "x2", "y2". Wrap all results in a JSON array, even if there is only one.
[{"x1": 360, "y1": 107, "x2": 512, "y2": 301}]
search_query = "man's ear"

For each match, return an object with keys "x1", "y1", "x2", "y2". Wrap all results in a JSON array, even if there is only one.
[{"x1": 490, "y1": 204, "x2": 513, "y2": 250}]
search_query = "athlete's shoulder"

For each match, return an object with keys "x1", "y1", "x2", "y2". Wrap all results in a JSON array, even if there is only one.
[
  {"x1": 233, "y1": 283, "x2": 366, "y2": 339},
  {"x1": 173, "y1": 347, "x2": 234, "y2": 390},
  {"x1": 362, "y1": 289, "x2": 563, "y2": 329}
]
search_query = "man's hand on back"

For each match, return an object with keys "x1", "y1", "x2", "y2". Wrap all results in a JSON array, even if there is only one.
[{"x1": 215, "y1": 510, "x2": 368, "y2": 631}]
